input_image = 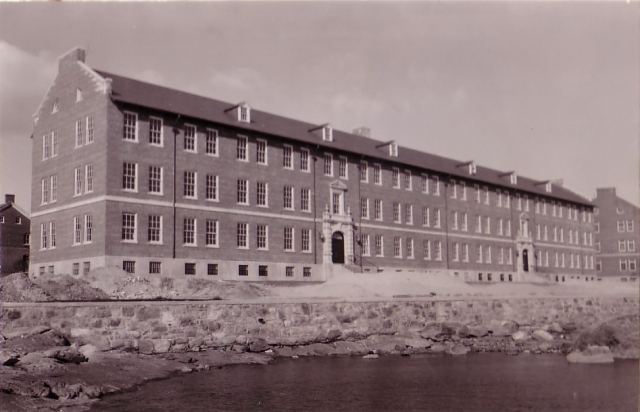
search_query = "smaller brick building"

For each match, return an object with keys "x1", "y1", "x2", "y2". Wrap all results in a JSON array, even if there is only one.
[
  {"x1": 0, "y1": 194, "x2": 31, "y2": 275},
  {"x1": 593, "y1": 188, "x2": 639, "y2": 281}
]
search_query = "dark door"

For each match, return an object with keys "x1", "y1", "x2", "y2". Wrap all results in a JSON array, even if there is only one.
[
  {"x1": 523, "y1": 249, "x2": 529, "y2": 272},
  {"x1": 332, "y1": 232, "x2": 345, "y2": 264}
]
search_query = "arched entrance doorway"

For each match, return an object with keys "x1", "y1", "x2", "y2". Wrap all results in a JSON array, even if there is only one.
[
  {"x1": 332, "y1": 232, "x2": 345, "y2": 264},
  {"x1": 522, "y1": 249, "x2": 529, "y2": 272}
]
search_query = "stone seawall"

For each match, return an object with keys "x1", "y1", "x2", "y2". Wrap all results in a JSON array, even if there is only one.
[{"x1": 3, "y1": 297, "x2": 637, "y2": 354}]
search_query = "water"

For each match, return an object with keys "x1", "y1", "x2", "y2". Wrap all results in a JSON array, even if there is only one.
[{"x1": 92, "y1": 353, "x2": 638, "y2": 412}]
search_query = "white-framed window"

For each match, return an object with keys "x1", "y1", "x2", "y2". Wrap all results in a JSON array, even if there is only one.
[
  {"x1": 283, "y1": 186, "x2": 294, "y2": 210},
  {"x1": 422, "y1": 207, "x2": 430, "y2": 227},
  {"x1": 423, "y1": 240, "x2": 431, "y2": 260},
  {"x1": 123, "y1": 112, "x2": 138, "y2": 141},
  {"x1": 75, "y1": 119, "x2": 83, "y2": 147},
  {"x1": 617, "y1": 221, "x2": 625, "y2": 232},
  {"x1": 256, "y1": 139, "x2": 267, "y2": 165},
  {"x1": 619, "y1": 240, "x2": 627, "y2": 252},
  {"x1": 524, "y1": 195, "x2": 530, "y2": 212},
  {"x1": 184, "y1": 171, "x2": 197, "y2": 198},
  {"x1": 361, "y1": 234, "x2": 370, "y2": 256},
  {"x1": 206, "y1": 219, "x2": 219, "y2": 247},
  {"x1": 536, "y1": 224, "x2": 541, "y2": 240},
  {"x1": 76, "y1": 88, "x2": 82, "y2": 102},
  {"x1": 433, "y1": 176, "x2": 440, "y2": 196},
  {"x1": 237, "y1": 135, "x2": 248, "y2": 161},
  {"x1": 506, "y1": 220, "x2": 511, "y2": 237},
  {"x1": 405, "y1": 204, "x2": 413, "y2": 225},
  {"x1": 452, "y1": 242, "x2": 459, "y2": 262},
  {"x1": 51, "y1": 98, "x2": 58, "y2": 114},
  {"x1": 324, "y1": 153, "x2": 333, "y2": 176},
  {"x1": 148, "y1": 215, "x2": 162, "y2": 244},
  {"x1": 360, "y1": 161, "x2": 368, "y2": 182},
  {"x1": 284, "y1": 227, "x2": 294, "y2": 251},
  {"x1": 374, "y1": 164, "x2": 382, "y2": 185},
  {"x1": 256, "y1": 224, "x2": 268, "y2": 250},
  {"x1": 375, "y1": 199, "x2": 383, "y2": 221},
  {"x1": 237, "y1": 222, "x2": 249, "y2": 248},
  {"x1": 73, "y1": 216, "x2": 82, "y2": 245},
  {"x1": 460, "y1": 181, "x2": 467, "y2": 200},
  {"x1": 339, "y1": 156, "x2": 348, "y2": 179},
  {"x1": 628, "y1": 240, "x2": 636, "y2": 252},
  {"x1": 451, "y1": 211, "x2": 458, "y2": 230},
  {"x1": 435, "y1": 241, "x2": 442, "y2": 261},
  {"x1": 301, "y1": 189, "x2": 311, "y2": 212},
  {"x1": 85, "y1": 164, "x2": 93, "y2": 193},
  {"x1": 404, "y1": 170, "x2": 412, "y2": 190},
  {"x1": 239, "y1": 105, "x2": 250, "y2": 123},
  {"x1": 322, "y1": 125, "x2": 332, "y2": 141},
  {"x1": 122, "y1": 162, "x2": 137, "y2": 191},
  {"x1": 206, "y1": 174, "x2": 218, "y2": 201},
  {"x1": 184, "y1": 124, "x2": 197, "y2": 152},
  {"x1": 497, "y1": 190, "x2": 502, "y2": 207},
  {"x1": 375, "y1": 235, "x2": 384, "y2": 257},
  {"x1": 50, "y1": 175, "x2": 57, "y2": 202},
  {"x1": 627, "y1": 220, "x2": 635, "y2": 232},
  {"x1": 301, "y1": 228, "x2": 311, "y2": 252},
  {"x1": 84, "y1": 116, "x2": 94, "y2": 144},
  {"x1": 434, "y1": 209, "x2": 441, "y2": 228},
  {"x1": 392, "y1": 168, "x2": 400, "y2": 189},
  {"x1": 483, "y1": 186, "x2": 490, "y2": 205},
  {"x1": 41, "y1": 178, "x2": 49, "y2": 205},
  {"x1": 257, "y1": 182, "x2": 268, "y2": 207},
  {"x1": 485, "y1": 216, "x2": 491, "y2": 234},
  {"x1": 389, "y1": 142, "x2": 398, "y2": 157},
  {"x1": 149, "y1": 117, "x2": 163, "y2": 146},
  {"x1": 393, "y1": 202, "x2": 401, "y2": 223},
  {"x1": 461, "y1": 213, "x2": 468, "y2": 232},
  {"x1": 406, "y1": 238, "x2": 414, "y2": 259},
  {"x1": 300, "y1": 148, "x2": 310, "y2": 172},
  {"x1": 450, "y1": 179, "x2": 457, "y2": 199},
  {"x1": 421, "y1": 174, "x2": 429, "y2": 194},
  {"x1": 122, "y1": 213, "x2": 137, "y2": 242},
  {"x1": 205, "y1": 129, "x2": 218, "y2": 155},
  {"x1": 360, "y1": 197, "x2": 369, "y2": 219},
  {"x1": 620, "y1": 259, "x2": 627, "y2": 271},
  {"x1": 42, "y1": 134, "x2": 51, "y2": 160},
  {"x1": 629, "y1": 260, "x2": 637, "y2": 272},
  {"x1": 332, "y1": 192, "x2": 342, "y2": 214},
  {"x1": 499, "y1": 247, "x2": 504, "y2": 264},
  {"x1": 74, "y1": 167, "x2": 83, "y2": 196},
  {"x1": 283, "y1": 145, "x2": 293, "y2": 169},
  {"x1": 507, "y1": 248, "x2": 513, "y2": 265},
  {"x1": 476, "y1": 245, "x2": 483, "y2": 263},
  {"x1": 183, "y1": 218, "x2": 196, "y2": 245},
  {"x1": 476, "y1": 215, "x2": 482, "y2": 233},
  {"x1": 394, "y1": 237, "x2": 402, "y2": 258},
  {"x1": 49, "y1": 222, "x2": 56, "y2": 248},
  {"x1": 237, "y1": 179, "x2": 249, "y2": 205},
  {"x1": 498, "y1": 219, "x2": 504, "y2": 236},
  {"x1": 84, "y1": 214, "x2": 92, "y2": 243},
  {"x1": 594, "y1": 222, "x2": 600, "y2": 233},
  {"x1": 474, "y1": 184, "x2": 481, "y2": 203},
  {"x1": 486, "y1": 246, "x2": 492, "y2": 264},
  {"x1": 51, "y1": 131, "x2": 58, "y2": 157},
  {"x1": 40, "y1": 223, "x2": 48, "y2": 250},
  {"x1": 149, "y1": 166, "x2": 163, "y2": 195},
  {"x1": 463, "y1": 243, "x2": 469, "y2": 262}
]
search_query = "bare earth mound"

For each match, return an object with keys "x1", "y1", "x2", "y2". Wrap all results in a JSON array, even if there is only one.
[{"x1": 1, "y1": 272, "x2": 110, "y2": 302}]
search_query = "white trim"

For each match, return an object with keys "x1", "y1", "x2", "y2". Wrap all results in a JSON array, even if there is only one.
[
  {"x1": 361, "y1": 222, "x2": 445, "y2": 237},
  {"x1": 535, "y1": 241, "x2": 594, "y2": 252},
  {"x1": 177, "y1": 202, "x2": 316, "y2": 223},
  {"x1": 598, "y1": 252, "x2": 639, "y2": 258}
]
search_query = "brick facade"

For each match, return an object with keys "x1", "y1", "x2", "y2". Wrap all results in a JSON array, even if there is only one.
[
  {"x1": 29, "y1": 48, "x2": 598, "y2": 283},
  {"x1": 0, "y1": 195, "x2": 31, "y2": 275}
]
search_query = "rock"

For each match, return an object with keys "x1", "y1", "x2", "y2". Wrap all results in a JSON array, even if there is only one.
[
  {"x1": 420, "y1": 323, "x2": 444, "y2": 341},
  {"x1": 561, "y1": 322, "x2": 578, "y2": 333},
  {"x1": 2, "y1": 330, "x2": 69, "y2": 355},
  {"x1": 272, "y1": 346, "x2": 295, "y2": 357},
  {"x1": 363, "y1": 354, "x2": 379, "y2": 359},
  {"x1": 574, "y1": 325, "x2": 619, "y2": 351},
  {"x1": 549, "y1": 322, "x2": 564, "y2": 333},
  {"x1": 403, "y1": 337, "x2": 432, "y2": 349},
  {"x1": 43, "y1": 346, "x2": 87, "y2": 364},
  {"x1": 325, "y1": 329, "x2": 341, "y2": 342},
  {"x1": 468, "y1": 325, "x2": 489, "y2": 338},
  {"x1": 442, "y1": 322, "x2": 468, "y2": 338},
  {"x1": 567, "y1": 346, "x2": 614, "y2": 364},
  {"x1": 3, "y1": 325, "x2": 51, "y2": 340},
  {"x1": 1, "y1": 351, "x2": 20, "y2": 366},
  {"x1": 448, "y1": 346, "x2": 470, "y2": 356},
  {"x1": 78, "y1": 344, "x2": 99, "y2": 361},
  {"x1": 511, "y1": 331, "x2": 529, "y2": 341},
  {"x1": 153, "y1": 339, "x2": 172, "y2": 354},
  {"x1": 137, "y1": 340, "x2": 154, "y2": 355},
  {"x1": 248, "y1": 338, "x2": 270, "y2": 352},
  {"x1": 429, "y1": 343, "x2": 447, "y2": 353},
  {"x1": 532, "y1": 330, "x2": 554, "y2": 341},
  {"x1": 232, "y1": 345, "x2": 246, "y2": 353},
  {"x1": 492, "y1": 321, "x2": 519, "y2": 337}
]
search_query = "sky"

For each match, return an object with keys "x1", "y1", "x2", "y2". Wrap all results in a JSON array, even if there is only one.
[{"x1": 0, "y1": 2, "x2": 638, "y2": 213}]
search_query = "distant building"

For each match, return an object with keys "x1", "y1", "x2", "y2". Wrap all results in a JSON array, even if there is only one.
[
  {"x1": 28, "y1": 47, "x2": 597, "y2": 282},
  {"x1": 0, "y1": 194, "x2": 31, "y2": 275},
  {"x1": 593, "y1": 188, "x2": 639, "y2": 281}
]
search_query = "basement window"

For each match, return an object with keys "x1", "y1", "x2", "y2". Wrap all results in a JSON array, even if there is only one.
[
  {"x1": 149, "y1": 261, "x2": 162, "y2": 274},
  {"x1": 123, "y1": 260, "x2": 136, "y2": 274},
  {"x1": 239, "y1": 265, "x2": 249, "y2": 276},
  {"x1": 207, "y1": 263, "x2": 218, "y2": 276},
  {"x1": 258, "y1": 265, "x2": 268, "y2": 277},
  {"x1": 185, "y1": 263, "x2": 196, "y2": 275},
  {"x1": 286, "y1": 266, "x2": 294, "y2": 277},
  {"x1": 303, "y1": 267, "x2": 312, "y2": 277}
]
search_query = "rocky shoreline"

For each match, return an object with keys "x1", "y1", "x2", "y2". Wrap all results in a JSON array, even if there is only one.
[{"x1": 2, "y1": 314, "x2": 637, "y2": 412}]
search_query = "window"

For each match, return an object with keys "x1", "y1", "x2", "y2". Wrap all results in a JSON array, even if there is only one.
[
  {"x1": 461, "y1": 213, "x2": 468, "y2": 231},
  {"x1": 618, "y1": 221, "x2": 625, "y2": 232},
  {"x1": 404, "y1": 170, "x2": 412, "y2": 190},
  {"x1": 74, "y1": 167, "x2": 83, "y2": 196},
  {"x1": 256, "y1": 224, "x2": 268, "y2": 250},
  {"x1": 374, "y1": 164, "x2": 382, "y2": 185},
  {"x1": 474, "y1": 184, "x2": 481, "y2": 203},
  {"x1": 75, "y1": 119, "x2": 84, "y2": 147},
  {"x1": 85, "y1": 164, "x2": 93, "y2": 193},
  {"x1": 184, "y1": 171, "x2": 197, "y2": 198},
  {"x1": 450, "y1": 180, "x2": 457, "y2": 199},
  {"x1": 627, "y1": 220, "x2": 635, "y2": 232},
  {"x1": 183, "y1": 218, "x2": 196, "y2": 245},
  {"x1": 434, "y1": 209, "x2": 441, "y2": 228},
  {"x1": 283, "y1": 145, "x2": 293, "y2": 169},
  {"x1": 619, "y1": 240, "x2": 627, "y2": 252},
  {"x1": 237, "y1": 223, "x2": 248, "y2": 248},
  {"x1": 422, "y1": 207, "x2": 430, "y2": 227},
  {"x1": 51, "y1": 131, "x2": 58, "y2": 156},
  {"x1": 497, "y1": 219, "x2": 504, "y2": 236},
  {"x1": 284, "y1": 227, "x2": 294, "y2": 251},
  {"x1": 205, "y1": 175, "x2": 218, "y2": 201},
  {"x1": 452, "y1": 243, "x2": 459, "y2": 262},
  {"x1": 332, "y1": 192, "x2": 342, "y2": 214},
  {"x1": 423, "y1": 240, "x2": 431, "y2": 260},
  {"x1": 237, "y1": 179, "x2": 248, "y2": 204},
  {"x1": 207, "y1": 264, "x2": 218, "y2": 276},
  {"x1": 389, "y1": 142, "x2": 398, "y2": 157},
  {"x1": 283, "y1": 266, "x2": 294, "y2": 278},
  {"x1": 375, "y1": 235, "x2": 384, "y2": 257},
  {"x1": 301, "y1": 189, "x2": 311, "y2": 212},
  {"x1": 123, "y1": 112, "x2": 138, "y2": 141},
  {"x1": 463, "y1": 244, "x2": 469, "y2": 262},
  {"x1": 76, "y1": 88, "x2": 82, "y2": 102},
  {"x1": 595, "y1": 241, "x2": 601, "y2": 252},
  {"x1": 149, "y1": 215, "x2": 162, "y2": 243},
  {"x1": 617, "y1": 207, "x2": 624, "y2": 215},
  {"x1": 149, "y1": 117, "x2": 163, "y2": 145},
  {"x1": 83, "y1": 262, "x2": 90, "y2": 276},
  {"x1": 620, "y1": 260, "x2": 627, "y2": 271},
  {"x1": 393, "y1": 202, "x2": 401, "y2": 223},
  {"x1": 206, "y1": 220, "x2": 219, "y2": 247},
  {"x1": 406, "y1": 238, "x2": 414, "y2": 258},
  {"x1": 254, "y1": 182, "x2": 267, "y2": 207},
  {"x1": 486, "y1": 246, "x2": 492, "y2": 263},
  {"x1": 405, "y1": 204, "x2": 413, "y2": 224},
  {"x1": 435, "y1": 241, "x2": 442, "y2": 261},
  {"x1": 301, "y1": 229, "x2": 311, "y2": 252},
  {"x1": 239, "y1": 265, "x2": 249, "y2": 276},
  {"x1": 49, "y1": 222, "x2": 56, "y2": 248},
  {"x1": 185, "y1": 263, "x2": 196, "y2": 275},
  {"x1": 506, "y1": 220, "x2": 511, "y2": 237},
  {"x1": 303, "y1": 267, "x2": 312, "y2": 277},
  {"x1": 375, "y1": 200, "x2": 383, "y2": 221},
  {"x1": 42, "y1": 134, "x2": 51, "y2": 160},
  {"x1": 41, "y1": 178, "x2": 49, "y2": 205},
  {"x1": 499, "y1": 248, "x2": 504, "y2": 264},
  {"x1": 629, "y1": 240, "x2": 636, "y2": 252},
  {"x1": 483, "y1": 186, "x2": 490, "y2": 205},
  {"x1": 339, "y1": 156, "x2": 348, "y2": 179},
  {"x1": 122, "y1": 162, "x2": 137, "y2": 191},
  {"x1": 594, "y1": 222, "x2": 600, "y2": 233},
  {"x1": 497, "y1": 190, "x2": 502, "y2": 207},
  {"x1": 324, "y1": 153, "x2": 333, "y2": 176},
  {"x1": 485, "y1": 216, "x2": 491, "y2": 234},
  {"x1": 73, "y1": 263, "x2": 80, "y2": 276},
  {"x1": 360, "y1": 161, "x2": 368, "y2": 182},
  {"x1": 239, "y1": 105, "x2": 250, "y2": 123},
  {"x1": 184, "y1": 124, "x2": 197, "y2": 152},
  {"x1": 392, "y1": 168, "x2": 400, "y2": 188},
  {"x1": 257, "y1": 139, "x2": 267, "y2": 164},
  {"x1": 150, "y1": 262, "x2": 162, "y2": 274},
  {"x1": 476, "y1": 245, "x2": 483, "y2": 263},
  {"x1": 237, "y1": 136, "x2": 248, "y2": 160},
  {"x1": 300, "y1": 148, "x2": 310, "y2": 172},
  {"x1": 323, "y1": 125, "x2": 332, "y2": 141},
  {"x1": 206, "y1": 129, "x2": 218, "y2": 155},
  {"x1": 51, "y1": 176, "x2": 58, "y2": 202},
  {"x1": 360, "y1": 197, "x2": 369, "y2": 219},
  {"x1": 40, "y1": 224, "x2": 47, "y2": 249},
  {"x1": 361, "y1": 234, "x2": 370, "y2": 256},
  {"x1": 283, "y1": 186, "x2": 294, "y2": 210},
  {"x1": 524, "y1": 195, "x2": 530, "y2": 212},
  {"x1": 258, "y1": 266, "x2": 269, "y2": 277},
  {"x1": 451, "y1": 211, "x2": 458, "y2": 230},
  {"x1": 73, "y1": 216, "x2": 82, "y2": 245},
  {"x1": 394, "y1": 237, "x2": 402, "y2": 258},
  {"x1": 149, "y1": 166, "x2": 163, "y2": 195},
  {"x1": 433, "y1": 176, "x2": 440, "y2": 196},
  {"x1": 122, "y1": 213, "x2": 137, "y2": 242},
  {"x1": 23, "y1": 233, "x2": 30, "y2": 245},
  {"x1": 476, "y1": 215, "x2": 482, "y2": 233},
  {"x1": 629, "y1": 260, "x2": 637, "y2": 272},
  {"x1": 421, "y1": 174, "x2": 429, "y2": 193},
  {"x1": 84, "y1": 214, "x2": 92, "y2": 243},
  {"x1": 84, "y1": 116, "x2": 93, "y2": 144},
  {"x1": 460, "y1": 181, "x2": 467, "y2": 200}
]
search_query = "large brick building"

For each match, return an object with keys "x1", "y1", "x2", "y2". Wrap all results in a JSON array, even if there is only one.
[
  {"x1": 29, "y1": 48, "x2": 597, "y2": 282},
  {"x1": 0, "y1": 194, "x2": 30, "y2": 275},
  {"x1": 592, "y1": 188, "x2": 639, "y2": 281}
]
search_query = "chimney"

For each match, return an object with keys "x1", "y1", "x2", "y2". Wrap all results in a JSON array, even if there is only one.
[
  {"x1": 352, "y1": 127, "x2": 371, "y2": 138},
  {"x1": 5, "y1": 194, "x2": 15, "y2": 204},
  {"x1": 59, "y1": 47, "x2": 86, "y2": 71},
  {"x1": 596, "y1": 187, "x2": 616, "y2": 197}
]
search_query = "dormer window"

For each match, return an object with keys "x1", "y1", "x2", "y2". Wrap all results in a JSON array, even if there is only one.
[
  {"x1": 545, "y1": 182, "x2": 552, "y2": 193},
  {"x1": 389, "y1": 142, "x2": 398, "y2": 157},
  {"x1": 510, "y1": 173, "x2": 517, "y2": 185},
  {"x1": 76, "y1": 88, "x2": 83, "y2": 102},
  {"x1": 323, "y1": 125, "x2": 333, "y2": 142},
  {"x1": 52, "y1": 99, "x2": 58, "y2": 114},
  {"x1": 239, "y1": 104, "x2": 250, "y2": 123},
  {"x1": 469, "y1": 162, "x2": 477, "y2": 175}
]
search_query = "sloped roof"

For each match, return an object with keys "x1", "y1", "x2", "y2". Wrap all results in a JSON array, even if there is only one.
[
  {"x1": 95, "y1": 69, "x2": 592, "y2": 207},
  {"x1": 0, "y1": 201, "x2": 30, "y2": 218}
]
